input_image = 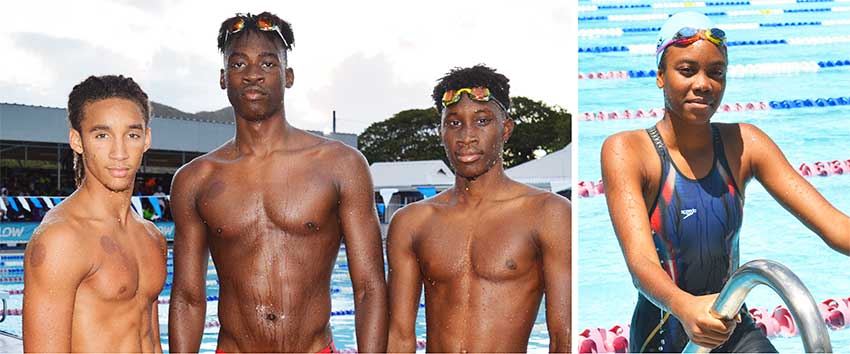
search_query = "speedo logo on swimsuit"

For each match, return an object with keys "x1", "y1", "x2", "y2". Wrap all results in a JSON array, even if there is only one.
[{"x1": 681, "y1": 208, "x2": 697, "y2": 220}]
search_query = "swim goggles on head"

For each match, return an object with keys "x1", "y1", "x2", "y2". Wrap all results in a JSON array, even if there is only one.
[
  {"x1": 441, "y1": 87, "x2": 507, "y2": 112},
  {"x1": 655, "y1": 27, "x2": 726, "y2": 56},
  {"x1": 224, "y1": 13, "x2": 289, "y2": 48}
]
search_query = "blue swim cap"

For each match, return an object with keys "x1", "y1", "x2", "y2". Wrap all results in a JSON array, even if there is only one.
[{"x1": 656, "y1": 12, "x2": 716, "y2": 68}]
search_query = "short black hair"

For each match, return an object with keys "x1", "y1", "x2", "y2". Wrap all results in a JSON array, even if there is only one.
[
  {"x1": 217, "y1": 12, "x2": 294, "y2": 54},
  {"x1": 67, "y1": 75, "x2": 151, "y2": 188},
  {"x1": 432, "y1": 64, "x2": 511, "y2": 114}
]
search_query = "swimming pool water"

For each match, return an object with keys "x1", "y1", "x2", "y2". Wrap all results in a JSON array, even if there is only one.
[{"x1": 578, "y1": 0, "x2": 850, "y2": 351}]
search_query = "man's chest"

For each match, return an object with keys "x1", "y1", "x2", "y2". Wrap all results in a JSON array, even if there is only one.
[
  {"x1": 195, "y1": 167, "x2": 341, "y2": 238},
  {"x1": 84, "y1": 232, "x2": 166, "y2": 303},
  {"x1": 414, "y1": 216, "x2": 541, "y2": 283}
]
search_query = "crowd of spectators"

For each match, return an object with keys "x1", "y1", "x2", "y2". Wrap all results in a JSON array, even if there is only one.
[{"x1": 0, "y1": 170, "x2": 173, "y2": 223}]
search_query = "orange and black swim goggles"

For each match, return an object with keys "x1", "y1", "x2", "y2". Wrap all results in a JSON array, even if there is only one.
[
  {"x1": 441, "y1": 87, "x2": 508, "y2": 113},
  {"x1": 224, "y1": 14, "x2": 289, "y2": 48},
  {"x1": 655, "y1": 27, "x2": 726, "y2": 56}
]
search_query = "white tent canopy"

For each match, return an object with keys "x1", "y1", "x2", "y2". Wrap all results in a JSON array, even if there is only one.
[
  {"x1": 505, "y1": 144, "x2": 571, "y2": 192},
  {"x1": 369, "y1": 160, "x2": 455, "y2": 190}
]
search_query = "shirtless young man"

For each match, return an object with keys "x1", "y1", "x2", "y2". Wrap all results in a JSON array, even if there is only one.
[
  {"x1": 23, "y1": 75, "x2": 167, "y2": 352},
  {"x1": 168, "y1": 12, "x2": 387, "y2": 353},
  {"x1": 386, "y1": 65, "x2": 571, "y2": 353}
]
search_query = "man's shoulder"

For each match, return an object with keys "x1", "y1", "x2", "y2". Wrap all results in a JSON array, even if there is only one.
[
  {"x1": 507, "y1": 183, "x2": 570, "y2": 216},
  {"x1": 525, "y1": 186, "x2": 570, "y2": 209},
  {"x1": 32, "y1": 198, "x2": 89, "y2": 240},
  {"x1": 27, "y1": 209, "x2": 95, "y2": 270},
  {"x1": 135, "y1": 214, "x2": 165, "y2": 240},
  {"x1": 537, "y1": 191, "x2": 571, "y2": 222},
  {"x1": 131, "y1": 216, "x2": 167, "y2": 260},
  {"x1": 172, "y1": 150, "x2": 222, "y2": 189},
  {"x1": 301, "y1": 138, "x2": 372, "y2": 181},
  {"x1": 389, "y1": 196, "x2": 447, "y2": 229},
  {"x1": 31, "y1": 215, "x2": 81, "y2": 244},
  {"x1": 309, "y1": 137, "x2": 365, "y2": 165}
]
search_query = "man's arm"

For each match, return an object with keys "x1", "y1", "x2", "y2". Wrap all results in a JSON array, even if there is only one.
[
  {"x1": 742, "y1": 123, "x2": 850, "y2": 255},
  {"x1": 151, "y1": 300, "x2": 163, "y2": 353},
  {"x1": 538, "y1": 194, "x2": 571, "y2": 353},
  {"x1": 146, "y1": 223, "x2": 166, "y2": 353},
  {"x1": 23, "y1": 226, "x2": 92, "y2": 352},
  {"x1": 386, "y1": 206, "x2": 424, "y2": 352},
  {"x1": 336, "y1": 147, "x2": 388, "y2": 352},
  {"x1": 601, "y1": 133, "x2": 734, "y2": 349},
  {"x1": 168, "y1": 164, "x2": 211, "y2": 352}
]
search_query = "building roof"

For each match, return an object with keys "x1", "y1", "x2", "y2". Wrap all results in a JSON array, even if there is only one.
[
  {"x1": 369, "y1": 160, "x2": 455, "y2": 189},
  {"x1": 0, "y1": 102, "x2": 358, "y2": 152},
  {"x1": 505, "y1": 144, "x2": 570, "y2": 192}
]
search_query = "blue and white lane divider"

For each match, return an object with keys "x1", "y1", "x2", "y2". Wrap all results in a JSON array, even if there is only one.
[
  {"x1": 580, "y1": 6, "x2": 850, "y2": 21},
  {"x1": 579, "y1": 35, "x2": 850, "y2": 53},
  {"x1": 580, "y1": 0, "x2": 847, "y2": 11},
  {"x1": 579, "y1": 19, "x2": 850, "y2": 37},
  {"x1": 579, "y1": 59, "x2": 850, "y2": 79}
]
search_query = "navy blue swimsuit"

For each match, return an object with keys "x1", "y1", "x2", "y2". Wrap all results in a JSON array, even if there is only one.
[{"x1": 629, "y1": 124, "x2": 776, "y2": 353}]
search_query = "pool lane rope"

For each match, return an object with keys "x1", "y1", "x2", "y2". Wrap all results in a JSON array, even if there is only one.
[
  {"x1": 579, "y1": 96, "x2": 850, "y2": 121},
  {"x1": 578, "y1": 295, "x2": 850, "y2": 353},
  {"x1": 580, "y1": 0, "x2": 848, "y2": 12},
  {"x1": 579, "y1": 59, "x2": 849, "y2": 80},
  {"x1": 579, "y1": 6, "x2": 850, "y2": 22},
  {"x1": 578, "y1": 19, "x2": 850, "y2": 38},
  {"x1": 577, "y1": 158, "x2": 850, "y2": 198},
  {"x1": 579, "y1": 35, "x2": 850, "y2": 53}
]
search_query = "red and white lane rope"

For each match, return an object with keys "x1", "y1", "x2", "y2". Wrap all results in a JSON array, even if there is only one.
[
  {"x1": 579, "y1": 101, "x2": 770, "y2": 121},
  {"x1": 578, "y1": 159, "x2": 849, "y2": 198}
]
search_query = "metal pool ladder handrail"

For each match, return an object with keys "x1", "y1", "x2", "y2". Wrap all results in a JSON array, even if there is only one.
[{"x1": 682, "y1": 259, "x2": 832, "y2": 353}]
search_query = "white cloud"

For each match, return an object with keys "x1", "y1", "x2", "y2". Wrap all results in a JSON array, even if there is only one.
[{"x1": 0, "y1": 0, "x2": 576, "y2": 134}]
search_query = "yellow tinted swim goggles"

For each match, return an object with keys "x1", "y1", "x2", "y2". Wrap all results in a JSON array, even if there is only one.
[{"x1": 441, "y1": 87, "x2": 507, "y2": 112}]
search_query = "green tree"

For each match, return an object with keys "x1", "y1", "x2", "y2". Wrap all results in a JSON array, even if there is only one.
[
  {"x1": 504, "y1": 96, "x2": 571, "y2": 167},
  {"x1": 358, "y1": 108, "x2": 444, "y2": 164},
  {"x1": 358, "y1": 97, "x2": 571, "y2": 167}
]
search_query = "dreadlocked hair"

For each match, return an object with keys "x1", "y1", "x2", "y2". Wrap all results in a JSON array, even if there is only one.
[
  {"x1": 217, "y1": 12, "x2": 294, "y2": 54},
  {"x1": 67, "y1": 75, "x2": 151, "y2": 188},
  {"x1": 432, "y1": 64, "x2": 511, "y2": 114}
]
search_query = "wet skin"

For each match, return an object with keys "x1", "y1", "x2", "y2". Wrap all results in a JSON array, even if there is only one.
[
  {"x1": 23, "y1": 98, "x2": 166, "y2": 352},
  {"x1": 601, "y1": 40, "x2": 850, "y2": 349},
  {"x1": 387, "y1": 96, "x2": 571, "y2": 353},
  {"x1": 168, "y1": 32, "x2": 387, "y2": 353}
]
